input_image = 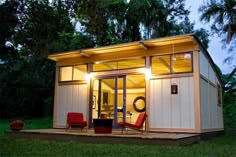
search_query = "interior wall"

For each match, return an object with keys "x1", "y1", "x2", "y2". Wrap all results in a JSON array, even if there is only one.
[
  {"x1": 149, "y1": 77, "x2": 195, "y2": 130},
  {"x1": 56, "y1": 84, "x2": 88, "y2": 127},
  {"x1": 92, "y1": 79, "x2": 113, "y2": 118},
  {"x1": 119, "y1": 92, "x2": 145, "y2": 123}
]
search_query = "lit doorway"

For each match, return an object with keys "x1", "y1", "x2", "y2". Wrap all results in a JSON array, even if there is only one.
[{"x1": 91, "y1": 74, "x2": 145, "y2": 128}]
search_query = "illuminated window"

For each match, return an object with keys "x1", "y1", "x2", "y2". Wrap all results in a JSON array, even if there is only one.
[
  {"x1": 172, "y1": 53, "x2": 192, "y2": 73},
  {"x1": 151, "y1": 55, "x2": 171, "y2": 75},
  {"x1": 60, "y1": 66, "x2": 73, "y2": 81},
  {"x1": 59, "y1": 65, "x2": 87, "y2": 82},
  {"x1": 151, "y1": 52, "x2": 193, "y2": 75},
  {"x1": 73, "y1": 65, "x2": 87, "y2": 80},
  {"x1": 92, "y1": 59, "x2": 145, "y2": 72}
]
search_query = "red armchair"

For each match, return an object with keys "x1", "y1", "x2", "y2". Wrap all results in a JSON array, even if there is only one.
[
  {"x1": 66, "y1": 112, "x2": 87, "y2": 131},
  {"x1": 119, "y1": 113, "x2": 147, "y2": 134}
]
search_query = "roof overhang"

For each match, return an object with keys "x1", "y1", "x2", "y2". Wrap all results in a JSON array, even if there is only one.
[{"x1": 48, "y1": 33, "x2": 196, "y2": 61}]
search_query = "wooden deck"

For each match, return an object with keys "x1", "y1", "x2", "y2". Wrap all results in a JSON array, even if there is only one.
[{"x1": 5, "y1": 129, "x2": 200, "y2": 146}]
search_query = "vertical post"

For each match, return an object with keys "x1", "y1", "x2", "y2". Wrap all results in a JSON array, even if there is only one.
[
  {"x1": 123, "y1": 75, "x2": 127, "y2": 123},
  {"x1": 98, "y1": 79, "x2": 102, "y2": 118},
  {"x1": 193, "y1": 50, "x2": 202, "y2": 133},
  {"x1": 113, "y1": 76, "x2": 118, "y2": 126},
  {"x1": 53, "y1": 65, "x2": 59, "y2": 128},
  {"x1": 145, "y1": 56, "x2": 151, "y2": 132},
  {"x1": 87, "y1": 63, "x2": 93, "y2": 127}
]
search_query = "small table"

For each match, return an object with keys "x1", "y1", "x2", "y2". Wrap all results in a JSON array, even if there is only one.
[{"x1": 93, "y1": 119, "x2": 113, "y2": 134}]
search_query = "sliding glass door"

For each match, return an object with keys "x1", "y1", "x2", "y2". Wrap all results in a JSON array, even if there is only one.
[{"x1": 91, "y1": 76, "x2": 126, "y2": 127}]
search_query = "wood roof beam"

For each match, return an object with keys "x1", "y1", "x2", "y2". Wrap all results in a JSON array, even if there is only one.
[
  {"x1": 139, "y1": 41, "x2": 148, "y2": 50},
  {"x1": 80, "y1": 50, "x2": 90, "y2": 57}
]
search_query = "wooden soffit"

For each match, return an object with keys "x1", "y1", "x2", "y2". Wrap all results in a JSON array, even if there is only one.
[{"x1": 48, "y1": 33, "x2": 198, "y2": 64}]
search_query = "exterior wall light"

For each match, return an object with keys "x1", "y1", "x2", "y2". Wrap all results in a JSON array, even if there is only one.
[{"x1": 171, "y1": 83, "x2": 178, "y2": 94}]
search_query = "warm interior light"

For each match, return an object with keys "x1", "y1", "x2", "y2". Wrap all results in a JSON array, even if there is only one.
[
  {"x1": 85, "y1": 73, "x2": 93, "y2": 81},
  {"x1": 145, "y1": 68, "x2": 151, "y2": 79},
  {"x1": 184, "y1": 54, "x2": 191, "y2": 60}
]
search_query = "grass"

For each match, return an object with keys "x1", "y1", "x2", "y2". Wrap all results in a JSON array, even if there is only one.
[{"x1": 0, "y1": 118, "x2": 236, "y2": 157}]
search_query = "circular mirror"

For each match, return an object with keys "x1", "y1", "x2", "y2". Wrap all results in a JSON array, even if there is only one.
[{"x1": 133, "y1": 96, "x2": 145, "y2": 112}]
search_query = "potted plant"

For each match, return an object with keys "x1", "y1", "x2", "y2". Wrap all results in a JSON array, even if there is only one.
[{"x1": 9, "y1": 120, "x2": 25, "y2": 131}]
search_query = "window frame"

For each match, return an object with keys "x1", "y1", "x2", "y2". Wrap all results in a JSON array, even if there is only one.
[
  {"x1": 151, "y1": 51, "x2": 193, "y2": 75},
  {"x1": 92, "y1": 58, "x2": 145, "y2": 72},
  {"x1": 59, "y1": 64, "x2": 88, "y2": 83}
]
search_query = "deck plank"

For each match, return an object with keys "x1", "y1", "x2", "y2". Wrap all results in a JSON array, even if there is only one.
[{"x1": 5, "y1": 129, "x2": 200, "y2": 146}]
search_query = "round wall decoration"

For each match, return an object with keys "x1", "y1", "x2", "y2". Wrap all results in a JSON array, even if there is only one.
[{"x1": 133, "y1": 96, "x2": 145, "y2": 112}]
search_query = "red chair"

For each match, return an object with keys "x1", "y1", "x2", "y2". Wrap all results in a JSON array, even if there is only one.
[
  {"x1": 119, "y1": 113, "x2": 147, "y2": 134},
  {"x1": 66, "y1": 112, "x2": 87, "y2": 132}
]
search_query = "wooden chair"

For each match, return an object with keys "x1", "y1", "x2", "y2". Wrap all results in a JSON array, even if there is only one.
[
  {"x1": 119, "y1": 113, "x2": 147, "y2": 134},
  {"x1": 66, "y1": 112, "x2": 87, "y2": 132}
]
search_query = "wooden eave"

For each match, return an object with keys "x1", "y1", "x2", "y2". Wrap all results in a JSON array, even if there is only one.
[{"x1": 48, "y1": 34, "x2": 197, "y2": 62}]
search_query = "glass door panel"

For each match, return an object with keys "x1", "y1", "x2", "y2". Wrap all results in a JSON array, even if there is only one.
[{"x1": 92, "y1": 76, "x2": 126, "y2": 127}]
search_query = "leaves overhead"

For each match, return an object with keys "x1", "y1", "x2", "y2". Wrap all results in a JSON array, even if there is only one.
[{"x1": 199, "y1": 0, "x2": 236, "y2": 63}]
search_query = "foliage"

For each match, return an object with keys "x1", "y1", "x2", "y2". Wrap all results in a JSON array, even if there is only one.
[
  {"x1": 199, "y1": 0, "x2": 236, "y2": 63},
  {"x1": 0, "y1": 55, "x2": 55, "y2": 118},
  {"x1": 0, "y1": 0, "x2": 94, "y2": 118},
  {"x1": 14, "y1": 0, "x2": 75, "y2": 57},
  {"x1": 199, "y1": 0, "x2": 236, "y2": 36},
  {"x1": 75, "y1": 0, "x2": 205, "y2": 46},
  {"x1": 215, "y1": 65, "x2": 236, "y2": 134},
  {"x1": 222, "y1": 67, "x2": 236, "y2": 134},
  {"x1": 9, "y1": 120, "x2": 25, "y2": 131},
  {"x1": 0, "y1": 0, "x2": 19, "y2": 60}
]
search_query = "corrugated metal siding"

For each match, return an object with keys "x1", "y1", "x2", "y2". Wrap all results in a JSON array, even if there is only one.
[
  {"x1": 56, "y1": 84, "x2": 87, "y2": 126},
  {"x1": 150, "y1": 77, "x2": 195, "y2": 129}
]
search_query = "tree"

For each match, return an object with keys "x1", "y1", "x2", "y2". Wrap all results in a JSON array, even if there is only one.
[
  {"x1": 13, "y1": 0, "x2": 75, "y2": 57},
  {"x1": 199, "y1": 0, "x2": 236, "y2": 63},
  {"x1": 0, "y1": 0, "x2": 19, "y2": 60},
  {"x1": 0, "y1": 0, "x2": 95, "y2": 118},
  {"x1": 75, "y1": 0, "x2": 202, "y2": 46},
  {"x1": 199, "y1": 0, "x2": 236, "y2": 37},
  {"x1": 215, "y1": 65, "x2": 236, "y2": 134}
]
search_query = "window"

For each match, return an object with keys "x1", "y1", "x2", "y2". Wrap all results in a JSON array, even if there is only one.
[
  {"x1": 60, "y1": 67, "x2": 72, "y2": 81},
  {"x1": 151, "y1": 52, "x2": 192, "y2": 75},
  {"x1": 73, "y1": 65, "x2": 87, "y2": 80},
  {"x1": 172, "y1": 53, "x2": 192, "y2": 73},
  {"x1": 92, "y1": 58, "x2": 145, "y2": 72},
  {"x1": 151, "y1": 55, "x2": 171, "y2": 75},
  {"x1": 59, "y1": 65, "x2": 87, "y2": 82}
]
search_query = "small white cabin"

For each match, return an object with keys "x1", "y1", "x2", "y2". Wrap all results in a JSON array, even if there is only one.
[{"x1": 48, "y1": 34, "x2": 224, "y2": 134}]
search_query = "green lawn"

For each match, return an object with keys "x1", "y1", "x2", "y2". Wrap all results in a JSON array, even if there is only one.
[{"x1": 0, "y1": 118, "x2": 236, "y2": 157}]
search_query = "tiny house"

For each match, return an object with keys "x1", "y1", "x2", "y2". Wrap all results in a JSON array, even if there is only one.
[{"x1": 48, "y1": 34, "x2": 224, "y2": 134}]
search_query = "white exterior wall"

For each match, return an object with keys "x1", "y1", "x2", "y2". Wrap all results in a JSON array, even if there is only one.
[
  {"x1": 199, "y1": 51, "x2": 208, "y2": 78},
  {"x1": 150, "y1": 77, "x2": 195, "y2": 129},
  {"x1": 56, "y1": 84, "x2": 88, "y2": 127},
  {"x1": 199, "y1": 51, "x2": 223, "y2": 130},
  {"x1": 200, "y1": 78, "x2": 209, "y2": 129},
  {"x1": 200, "y1": 78, "x2": 222, "y2": 129}
]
